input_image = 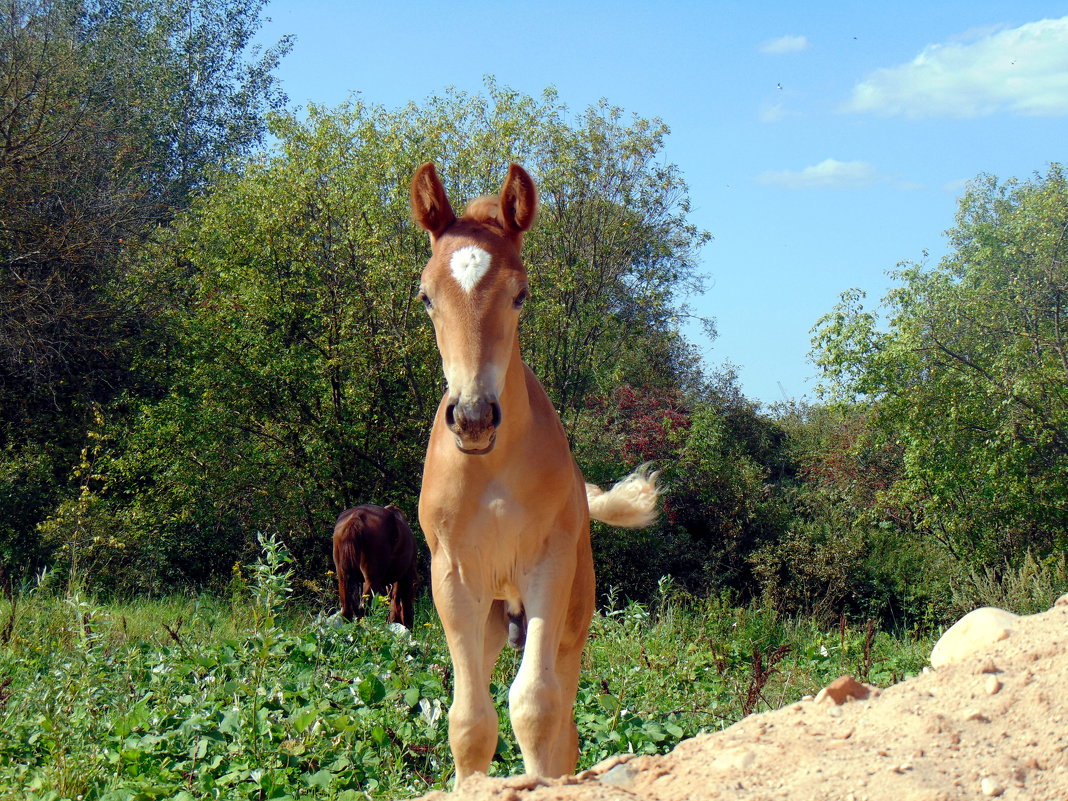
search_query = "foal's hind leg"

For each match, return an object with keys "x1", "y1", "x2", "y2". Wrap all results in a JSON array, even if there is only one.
[
  {"x1": 550, "y1": 541, "x2": 595, "y2": 775},
  {"x1": 550, "y1": 630, "x2": 587, "y2": 774}
]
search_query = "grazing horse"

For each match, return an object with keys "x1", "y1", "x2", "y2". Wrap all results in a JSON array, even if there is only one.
[
  {"x1": 332, "y1": 503, "x2": 417, "y2": 629},
  {"x1": 411, "y1": 162, "x2": 659, "y2": 783}
]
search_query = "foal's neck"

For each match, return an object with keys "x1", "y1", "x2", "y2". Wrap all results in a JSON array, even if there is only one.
[{"x1": 500, "y1": 338, "x2": 535, "y2": 431}]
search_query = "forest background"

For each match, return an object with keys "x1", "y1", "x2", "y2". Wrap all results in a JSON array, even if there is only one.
[{"x1": 3, "y1": 0, "x2": 1067, "y2": 631}]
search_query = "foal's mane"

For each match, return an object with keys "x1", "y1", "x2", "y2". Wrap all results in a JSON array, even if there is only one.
[
  {"x1": 459, "y1": 195, "x2": 531, "y2": 247},
  {"x1": 462, "y1": 195, "x2": 503, "y2": 228}
]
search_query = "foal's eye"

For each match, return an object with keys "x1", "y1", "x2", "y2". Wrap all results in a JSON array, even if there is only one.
[
  {"x1": 514, "y1": 288, "x2": 529, "y2": 309},
  {"x1": 417, "y1": 289, "x2": 433, "y2": 311}
]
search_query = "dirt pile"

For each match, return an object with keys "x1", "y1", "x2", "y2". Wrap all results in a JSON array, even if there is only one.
[{"x1": 417, "y1": 596, "x2": 1068, "y2": 801}]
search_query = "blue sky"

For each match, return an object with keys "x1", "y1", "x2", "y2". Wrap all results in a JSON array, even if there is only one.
[{"x1": 258, "y1": 1, "x2": 1068, "y2": 406}]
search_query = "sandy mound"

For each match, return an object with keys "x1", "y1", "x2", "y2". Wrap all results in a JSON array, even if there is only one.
[{"x1": 417, "y1": 596, "x2": 1068, "y2": 801}]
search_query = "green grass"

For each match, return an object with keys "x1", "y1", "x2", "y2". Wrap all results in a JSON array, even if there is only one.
[{"x1": 0, "y1": 548, "x2": 934, "y2": 800}]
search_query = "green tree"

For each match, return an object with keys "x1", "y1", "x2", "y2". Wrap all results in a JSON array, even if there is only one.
[
  {"x1": 812, "y1": 164, "x2": 1068, "y2": 579},
  {"x1": 750, "y1": 402, "x2": 947, "y2": 625},
  {"x1": 578, "y1": 368, "x2": 797, "y2": 603},
  {"x1": 65, "y1": 85, "x2": 712, "y2": 592},
  {"x1": 0, "y1": 0, "x2": 289, "y2": 576},
  {"x1": 1, "y1": 0, "x2": 290, "y2": 425},
  {"x1": 522, "y1": 101, "x2": 710, "y2": 433}
]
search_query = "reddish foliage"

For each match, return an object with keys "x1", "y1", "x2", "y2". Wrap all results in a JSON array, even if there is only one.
[
  {"x1": 801, "y1": 414, "x2": 902, "y2": 513},
  {"x1": 584, "y1": 385, "x2": 694, "y2": 526},
  {"x1": 591, "y1": 384, "x2": 692, "y2": 466}
]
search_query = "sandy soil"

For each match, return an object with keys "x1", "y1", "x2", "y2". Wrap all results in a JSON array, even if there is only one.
[{"x1": 416, "y1": 596, "x2": 1068, "y2": 801}]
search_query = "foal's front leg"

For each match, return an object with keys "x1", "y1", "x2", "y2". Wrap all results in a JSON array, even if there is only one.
[{"x1": 432, "y1": 560, "x2": 504, "y2": 784}]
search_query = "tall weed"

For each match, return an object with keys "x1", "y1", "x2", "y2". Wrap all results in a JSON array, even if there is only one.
[{"x1": 951, "y1": 550, "x2": 1068, "y2": 616}]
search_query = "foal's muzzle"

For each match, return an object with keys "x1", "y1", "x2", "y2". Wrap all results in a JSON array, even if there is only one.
[{"x1": 445, "y1": 397, "x2": 501, "y2": 455}]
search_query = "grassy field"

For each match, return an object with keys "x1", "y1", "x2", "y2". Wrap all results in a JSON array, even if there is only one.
[{"x1": 0, "y1": 538, "x2": 935, "y2": 800}]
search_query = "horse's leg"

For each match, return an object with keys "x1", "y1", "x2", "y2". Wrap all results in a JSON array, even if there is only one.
[
  {"x1": 392, "y1": 572, "x2": 415, "y2": 630},
  {"x1": 337, "y1": 569, "x2": 353, "y2": 621},
  {"x1": 353, "y1": 573, "x2": 368, "y2": 619},
  {"x1": 549, "y1": 536, "x2": 595, "y2": 776},
  {"x1": 386, "y1": 583, "x2": 398, "y2": 625},
  {"x1": 402, "y1": 575, "x2": 416, "y2": 630},
  {"x1": 477, "y1": 600, "x2": 509, "y2": 760},
  {"x1": 483, "y1": 598, "x2": 509, "y2": 682},
  {"x1": 549, "y1": 635, "x2": 586, "y2": 776},
  {"x1": 433, "y1": 560, "x2": 496, "y2": 784},
  {"x1": 337, "y1": 564, "x2": 364, "y2": 622},
  {"x1": 508, "y1": 544, "x2": 583, "y2": 778},
  {"x1": 387, "y1": 582, "x2": 402, "y2": 627},
  {"x1": 334, "y1": 533, "x2": 356, "y2": 621}
]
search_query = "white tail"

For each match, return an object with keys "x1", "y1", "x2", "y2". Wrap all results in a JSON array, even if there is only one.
[{"x1": 585, "y1": 464, "x2": 660, "y2": 528}]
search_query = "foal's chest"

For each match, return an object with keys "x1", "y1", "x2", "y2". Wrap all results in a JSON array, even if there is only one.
[{"x1": 426, "y1": 475, "x2": 554, "y2": 573}]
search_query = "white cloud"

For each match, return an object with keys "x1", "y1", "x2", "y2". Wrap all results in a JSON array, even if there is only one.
[
  {"x1": 942, "y1": 177, "x2": 972, "y2": 194},
  {"x1": 757, "y1": 159, "x2": 881, "y2": 190},
  {"x1": 759, "y1": 102, "x2": 788, "y2": 123},
  {"x1": 760, "y1": 35, "x2": 809, "y2": 55},
  {"x1": 844, "y1": 16, "x2": 1068, "y2": 118}
]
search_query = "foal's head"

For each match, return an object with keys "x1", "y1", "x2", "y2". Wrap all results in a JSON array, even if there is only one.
[{"x1": 411, "y1": 162, "x2": 538, "y2": 455}]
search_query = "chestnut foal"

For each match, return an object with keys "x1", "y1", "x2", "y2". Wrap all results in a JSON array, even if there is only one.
[{"x1": 411, "y1": 162, "x2": 659, "y2": 784}]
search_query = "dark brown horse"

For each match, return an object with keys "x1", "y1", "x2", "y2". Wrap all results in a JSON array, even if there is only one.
[{"x1": 332, "y1": 503, "x2": 417, "y2": 629}]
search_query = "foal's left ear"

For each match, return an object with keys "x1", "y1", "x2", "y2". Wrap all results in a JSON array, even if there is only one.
[{"x1": 498, "y1": 163, "x2": 538, "y2": 236}]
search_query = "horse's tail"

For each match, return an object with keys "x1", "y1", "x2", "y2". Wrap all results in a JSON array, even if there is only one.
[
  {"x1": 333, "y1": 513, "x2": 363, "y2": 618},
  {"x1": 585, "y1": 463, "x2": 660, "y2": 528},
  {"x1": 335, "y1": 511, "x2": 364, "y2": 557},
  {"x1": 336, "y1": 521, "x2": 360, "y2": 567}
]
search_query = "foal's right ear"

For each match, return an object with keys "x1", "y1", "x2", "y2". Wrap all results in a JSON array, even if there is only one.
[{"x1": 411, "y1": 162, "x2": 456, "y2": 242}]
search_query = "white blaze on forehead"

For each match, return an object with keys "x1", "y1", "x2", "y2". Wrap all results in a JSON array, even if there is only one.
[{"x1": 449, "y1": 245, "x2": 492, "y2": 293}]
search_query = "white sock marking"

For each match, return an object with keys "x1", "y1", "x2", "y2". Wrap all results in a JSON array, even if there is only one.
[{"x1": 449, "y1": 245, "x2": 492, "y2": 293}]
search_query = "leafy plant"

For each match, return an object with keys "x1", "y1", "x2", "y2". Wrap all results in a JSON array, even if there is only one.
[{"x1": 0, "y1": 566, "x2": 934, "y2": 799}]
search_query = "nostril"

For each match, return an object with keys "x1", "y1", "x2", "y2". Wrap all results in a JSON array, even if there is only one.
[{"x1": 446, "y1": 398, "x2": 500, "y2": 437}]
